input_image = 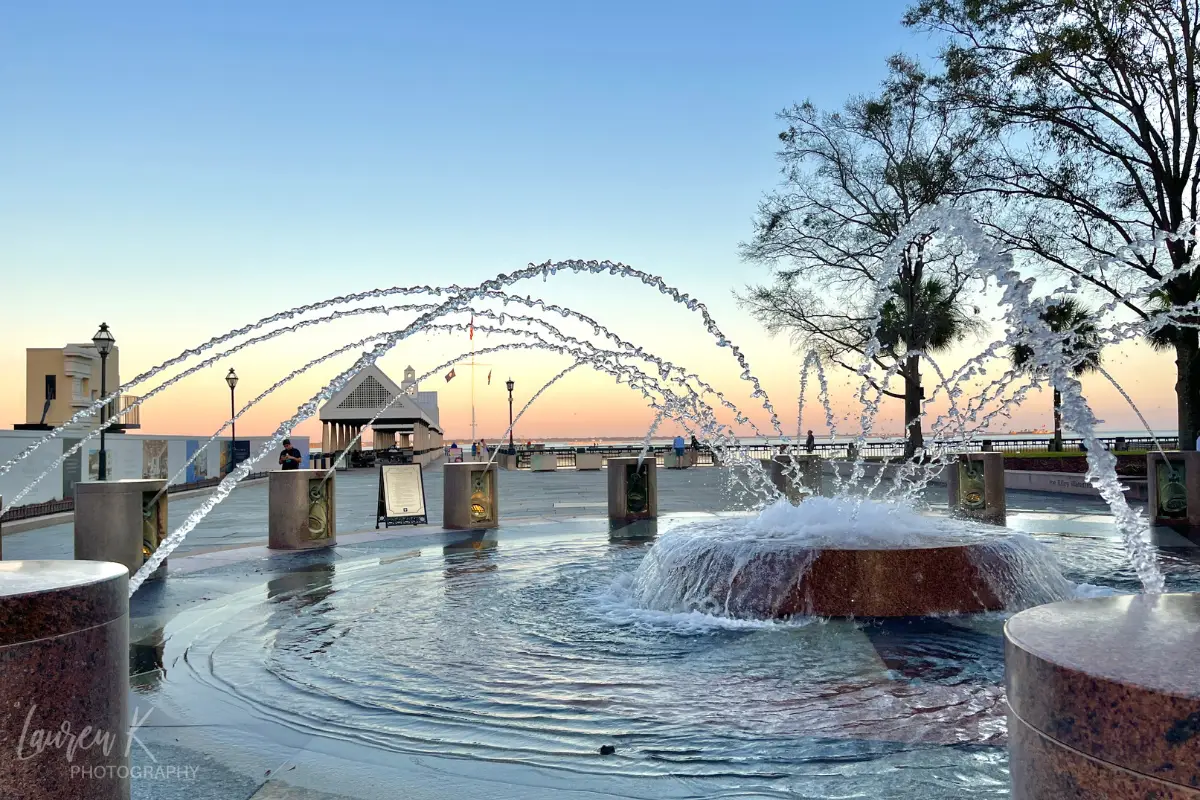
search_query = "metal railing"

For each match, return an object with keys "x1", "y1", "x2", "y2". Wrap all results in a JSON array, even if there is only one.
[{"x1": 485, "y1": 436, "x2": 1182, "y2": 469}]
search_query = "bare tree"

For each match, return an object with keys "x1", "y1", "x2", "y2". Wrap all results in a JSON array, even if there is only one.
[
  {"x1": 738, "y1": 57, "x2": 988, "y2": 457},
  {"x1": 907, "y1": 0, "x2": 1200, "y2": 446}
]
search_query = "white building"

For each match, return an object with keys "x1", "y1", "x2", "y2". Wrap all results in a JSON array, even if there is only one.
[{"x1": 317, "y1": 365, "x2": 443, "y2": 464}]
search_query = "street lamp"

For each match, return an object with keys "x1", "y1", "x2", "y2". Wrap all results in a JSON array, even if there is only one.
[
  {"x1": 225, "y1": 368, "x2": 239, "y2": 464},
  {"x1": 91, "y1": 323, "x2": 116, "y2": 480},
  {"x1": 505, "y1": 378, "x2": 516, "y2": 454}
]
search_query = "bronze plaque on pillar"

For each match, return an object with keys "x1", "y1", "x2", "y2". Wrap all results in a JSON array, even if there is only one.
[
  {"x1": 1157, "y1": 462, "x2": 1188, "y2": 519},
  {"x1": 307, "y1": 478, "x2": 333, "y2": 540},
  {"x1": 469, "y1": 469, "x2": 496, "y2": 525},
  {"x1": 626, "y1": 463, "x2": 650, "y2": 516},
  {"x1": 957, "y1": 459, "x2": 987, "y2": 513},
  {"x1": 141, "y1": 490, "x2": 168, "y2": 579}
]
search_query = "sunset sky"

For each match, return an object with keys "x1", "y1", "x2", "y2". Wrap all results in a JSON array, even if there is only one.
[{"x1": 1, "y1": 1, "x2": 1178, "y2": 444}]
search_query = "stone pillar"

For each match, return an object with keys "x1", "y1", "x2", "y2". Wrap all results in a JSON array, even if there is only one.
[
  {"x1": 947, "y1": 452, "x2": 1005, "y2": 525},
  {"x1": 268, "y1": 469, "x2": 337, "y2": 550},
  {"x1": 607, "y1": 456, "x2": 657, "y2": 522},
  {"x1": 760, "y1": 455, "x2": 823, "y2": 504},
  {"x1": 0, "y1": 560, "x2": 129, "y2": 799},
  {"x1": 443, "y1": 462, "x2": 499, "y2": 530},
  {"x1": 1146, "y1": 451, "x2": 1200, "y2": 528},
  {"x1": 1006, "y1": 593, "x2": 1200, "y2": 798},
  {"x1": 74, "y1": 479, "x2": 169, "y2": 580}
]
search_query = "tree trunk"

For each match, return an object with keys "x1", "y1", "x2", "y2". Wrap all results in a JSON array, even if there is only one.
[
  {"x1": 1052, "y1": 388, "x2": 1062, "y2": 452},
  {"x1": 1176, "y1": 330, "x2": 1200, "y2": 451},
  {"x1": 903, "y1": 354, "x2": 924, "y2": 460}
]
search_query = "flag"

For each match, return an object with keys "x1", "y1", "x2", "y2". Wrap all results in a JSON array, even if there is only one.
[
  {"x1": 445, "y1": 368, "x2": 456, "y2": 382},
  {"x1": 487, "y1": 370, "x2": 492, "y2": 385}
]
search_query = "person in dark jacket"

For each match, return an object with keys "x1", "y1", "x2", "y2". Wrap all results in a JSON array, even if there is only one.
[
  {"x1": 805, "y1": 430, "x2": 815, "y2": 453},
  {"x1": 279, "y1": 439, "x2": 303, "y2": 470}
]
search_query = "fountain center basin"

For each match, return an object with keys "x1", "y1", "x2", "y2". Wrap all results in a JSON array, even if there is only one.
[{"x1": 626, "y1": 498, "x2": 1073, "y2": 618}]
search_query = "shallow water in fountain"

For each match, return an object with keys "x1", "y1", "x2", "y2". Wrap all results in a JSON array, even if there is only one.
[{"x1": 153, "y1": 517, "x2": 1200, "y2": 798}]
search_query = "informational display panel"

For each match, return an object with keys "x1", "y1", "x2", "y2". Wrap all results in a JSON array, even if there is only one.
[{"x1": 377, "y1": 463, "x2": 428, "y2": 528}]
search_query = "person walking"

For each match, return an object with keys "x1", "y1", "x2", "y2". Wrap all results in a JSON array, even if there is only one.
[{"x1": 805, "y1": 430, "x2": 815, "y2": 454}]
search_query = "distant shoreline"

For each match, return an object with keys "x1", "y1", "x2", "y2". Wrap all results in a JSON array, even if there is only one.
[{"x1": 437, "y1": 430, "x2": 1177, "y2": 446}]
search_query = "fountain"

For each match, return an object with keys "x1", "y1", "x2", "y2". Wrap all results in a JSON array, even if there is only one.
[
  {"x1": 3, "y1": 208, "x2": 1199, "y2": 797},
  {"x1": 626, "y1": 497, "x2": 1065, "y2": 618}
]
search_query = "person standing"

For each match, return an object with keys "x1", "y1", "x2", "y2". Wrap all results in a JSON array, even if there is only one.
[
  {"x1": 279, "y1": 439, "x2": 303, "y2": 470},
  {"x1": 673, "y1": 434, "x2": 685, "y2": 460},
  {"x1": 805, "y1": 430, "x2": 816, "y2": 454}
]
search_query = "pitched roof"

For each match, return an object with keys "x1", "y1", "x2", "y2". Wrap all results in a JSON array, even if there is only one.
[{"x1": 317, "y1": 365, "x2": 435, "y2": 427}]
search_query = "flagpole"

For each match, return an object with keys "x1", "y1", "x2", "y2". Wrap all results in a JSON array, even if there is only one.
[{"x1": 471, "y1": 316, "x2": 476, "y2": 445}]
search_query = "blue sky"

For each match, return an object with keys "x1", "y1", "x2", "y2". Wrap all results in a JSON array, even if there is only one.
[{"x1": 11, "y1": 2, "x2": 1168, "y2": 439}]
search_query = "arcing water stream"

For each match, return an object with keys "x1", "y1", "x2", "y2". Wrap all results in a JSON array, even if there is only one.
[{"x1": 6, "y1": 213, "x2": 1193, "y2": 597}]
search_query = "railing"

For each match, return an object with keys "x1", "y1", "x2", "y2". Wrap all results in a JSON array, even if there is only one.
[
  {"x1": 0, "y1": 471, "x2": 268, "y2": 524},
  {"x1": 483, "y1": 436, "x2": 1183, "y2": 468}
]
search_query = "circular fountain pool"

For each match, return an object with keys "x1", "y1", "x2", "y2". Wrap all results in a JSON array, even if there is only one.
[
  {"x1": 151, "y1": 514, "x2": 1200, "y2": 798},
  {"x1": 626, "y1": 499, "x2": 1067, "y2": 618}
]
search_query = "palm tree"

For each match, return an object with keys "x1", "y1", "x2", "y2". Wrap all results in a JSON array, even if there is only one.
[
  {"x1": 1011, "y1": 299, "x2": 1102, "y2": 452},
  {"x1": 878, "y1": 276, "x2": 982, "y2": 458}
]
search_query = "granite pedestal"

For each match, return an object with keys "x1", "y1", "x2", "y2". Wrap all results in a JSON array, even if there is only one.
[
  {"x1": 443, "y1": 462, "x2": 499, "y2": 530},
  {"x1": 74, "y1": 479, "x2": 168, "y2": 580},
  {"x1": 268, "y1": 469, "x2": 337, "y2": 550},
  {"x1": 1006, "y1": 594, "x2": 1200, "y2": 799},
  {"x1": 674, "y1": 541, "x2": 1010, "y2": 618},
  {"x1": 497, "y1": 452, "x2": 517, "y2": 471},
  {"x1": 947, "y1": 452, "x2": 1006, "y2": 525},
  {"x1": 0, "y1": 561, "x2": 130, "y2": 799},
  {"x1": 1147, "y1": 451, "x2": 1200, "y2": 529},
  {"x1": 760, "y1": 455, "x2": 823, "y2": 503},
  {"x1": 607, "y1": 457, "x2": 657, "y2": 522}
]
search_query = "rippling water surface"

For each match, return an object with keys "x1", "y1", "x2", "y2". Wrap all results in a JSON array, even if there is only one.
[{"x1": 159, "y1": 525, "x2": 1200, "y2": 799}]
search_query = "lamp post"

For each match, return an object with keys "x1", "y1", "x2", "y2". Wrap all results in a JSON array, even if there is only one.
[
  {"x1": 91, "y1": 323, "x2": 116, "y2": 480},
  {"x1": 505, "y1": 378, "x2": 515, "y2": 454},
  {"x1": 225, "y1": 368, "x2": 239, "y2": 465}
]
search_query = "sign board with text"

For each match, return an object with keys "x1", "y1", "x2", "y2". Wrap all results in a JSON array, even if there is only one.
[{"x1": 377, "y1": 464, "x2": 428, "y2": 528}]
